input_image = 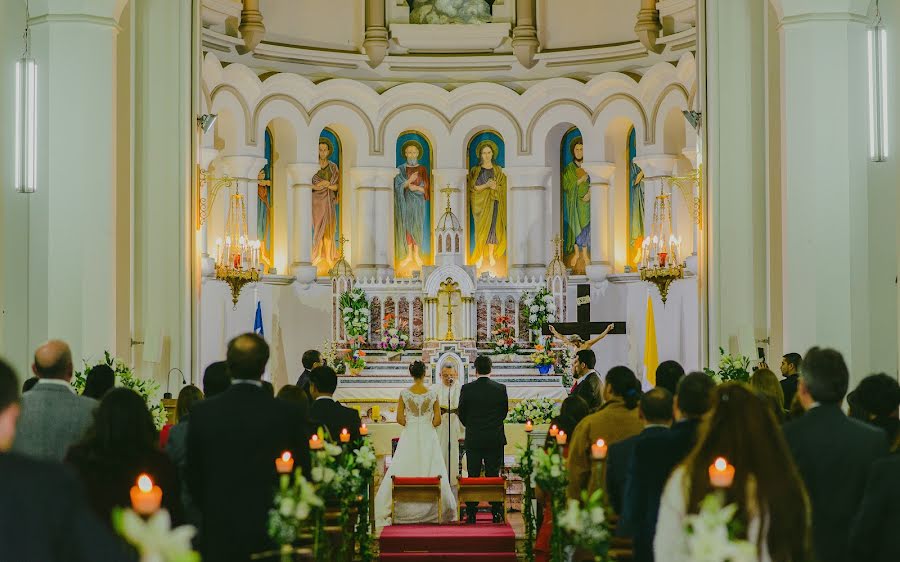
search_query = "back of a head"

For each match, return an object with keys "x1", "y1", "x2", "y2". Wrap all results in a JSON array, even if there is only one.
[
  {"x1": 749, "y1": 368, "x2": 785, "y2": 410},
  {"x1": 203, "y1": 361, "x2": 231, "y2": 398},
  {"x1": 640, "y1": 387, "x2": 673, "y2": 424},
  {"x1": 81, "y1": 388, "x2": 157, "y2": 457},
  {"x1": 558, "y1": 394, "x2": 590, "y2": 434},
  {"x1": 301, "y1": 349, "x2": 322, "y2": 370},
  {"x1": 605, "y1": 366, "x2": 642, "y2": 409},
  {"x1": 33, "y1": 340, "x2": 73, "y2": 380},
  {"x1": 575, "y1": 349, "x2": 596, "y2": 369},
  {"x1": 676, "y1": 372, "x2": 715, "y2": 418},
  {"x1": 176, "y1": 385, "x2": 204, "y2": 420},
  {"x1": 848, "y1": 373, "x2": 900, "y2": 438},
  {"x1": 800, "y1": 347, "x2": 848, "y2": 404},
  {"x1": 310, "y1": 365, "x2": 338, "y2": 395},
  {"x1": 82, "y1": 364, "x2": 116, "y2": 399},
  {"x1": 409, "y1": 360, "x2": 426, "y2": 379},
  {"x1": 226, "y1": 333, "x2": 270, "y2": 380},
  {"x1": 474, "y1": 354, "x2": 492, "y2": 375},
  {"x1": 277, "y1": 384, "x2": 306, "y2": 403},
  {"x1": 655, "y1": 360, "x2": 685, "y2": 395}
]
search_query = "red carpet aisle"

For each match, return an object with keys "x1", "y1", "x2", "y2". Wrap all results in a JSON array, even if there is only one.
[{"x1": 379, "y1": 514, "x2": 517, "y2": 561}]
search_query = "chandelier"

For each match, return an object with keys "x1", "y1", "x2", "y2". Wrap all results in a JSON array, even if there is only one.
[
  {"x1": 639, "y1": 188, "x2": 684, "y2": 304},
  {"x1": 214, "y1": 190, "x2": 260, "y2": 308}
]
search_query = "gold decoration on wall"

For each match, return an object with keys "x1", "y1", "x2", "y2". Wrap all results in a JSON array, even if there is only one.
[{"x1": 665, "y1": 164, "x2": 702, "y2": 229}]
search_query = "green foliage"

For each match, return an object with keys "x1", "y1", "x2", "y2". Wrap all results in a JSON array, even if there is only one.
[
  {"x1": 73, "y1": 351, "x2": 167, "y2": 430},
  {"x1": 704, "y1": 347, "x2": 751, "y2": 384}
]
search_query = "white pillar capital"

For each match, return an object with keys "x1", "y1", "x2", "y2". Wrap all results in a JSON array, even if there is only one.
[
  {"x1": 216, "y1": 155, "x2": 266, "y2": 180},
  {"x1": 349, "y1": 166, "x2": 396, "y2": 188},
  {"x1": 581, "y1": 161, "x2": 616, "y2": 184},
  {"x1": 30, "y1": 0, "x2": 127, "y2": 23},
  {"x1": 778, "y1": 0, "x2": 869, "y2": 22},
  {"x1": 503, "y1": 166, "x2": 552, "y2": 188},
  {"x1": 433, "y1": 167, "x2": 468, "y2": 188},
  {"x1": 633, "y1": 154, "x2": 678, "y2": 178},
  {"x1": 200, "y1": 147, "x2": 220, "y2": 171},
  {"x1": 681, "y1": 148, "x2": 699, "y2": 170},
  {"x1": 286, "y1": 162, "x2": 320, "y2": 187}
]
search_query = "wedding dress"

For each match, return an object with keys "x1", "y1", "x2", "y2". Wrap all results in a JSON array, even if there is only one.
[{"x1": 374, "y1": 388, "x2": 458, "y2": 525}]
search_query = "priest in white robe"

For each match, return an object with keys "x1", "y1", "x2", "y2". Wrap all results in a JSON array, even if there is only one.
[{"x1": 434, "y1": 362, "x2": 464, "y2": 486}]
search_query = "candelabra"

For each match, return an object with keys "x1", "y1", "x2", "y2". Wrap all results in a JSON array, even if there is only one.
[
  {"x1": 214, "y1": 191, "x2": 260, "y2": 308},
  {"x1": 639, "y1": 189, "x2": 684, "y2": 304}
]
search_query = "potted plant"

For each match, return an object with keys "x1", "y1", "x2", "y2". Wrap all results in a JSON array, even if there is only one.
[
  {"x1": 379, "y1": 313, "x2": 409, "y2": 359},
  {"x1": 491, "y1": 315, "x2": 519, "y2": 360},
  {"x1": 523, "y1": 288, "x2": 557, "y2": 342},
  {"x1": 531, "y1": 345, "x2": 555, "y2": 375},
  {"x1": 344, "y1": 348, "x2": 366, "y2": 376}
]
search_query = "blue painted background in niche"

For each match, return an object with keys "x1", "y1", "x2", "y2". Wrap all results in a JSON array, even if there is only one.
[
  {"x1": 319, "y1": 127, "x2": 342, "y2": 251},
  {"x1": 394, "y1": 131, "x2": 433, "y2": 269}
]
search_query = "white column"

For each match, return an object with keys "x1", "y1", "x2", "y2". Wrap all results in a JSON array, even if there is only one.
[
  {"x1": 582, "y1": 162, "x2": 616, "y2": 281},
  {"x1": 199, "y1": 147, "x2": 219, "y2": 274},
  {"x1": 681, "y1": 147, "x2": 701, "y2": 273},
  {"x1": 363, "y1": 0, "x2": 389, "y2": 68},
  {"x1": 779, "y1": 0, "x2": 873, "y2": 375},
  {"x1": 286, "y1": 162, "x2": 319, "y2": 285},
  {"x1": 505, "y1": 167, "x2": 552, "y2": 278},
  {"x1": 351, "y1": 167, "x2": 396, "y2": 278}
]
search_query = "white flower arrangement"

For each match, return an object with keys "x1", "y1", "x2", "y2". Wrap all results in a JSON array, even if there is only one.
[
  {"x1": 685, "y1": 493, "x2": 758, "y2": 562},
  {"x1": 703, "y1": 347, "x2": 752, "y2": 384},
  {"x1": 268, "y1": 473, "x2": 324, "y2": 546},
  {"x1": 113, "y1": 508, "x2": 199, "y2": 562},
  {"x1": 557, "y1": 489, "x2": 611, "y2": 557},
  {"x1": 523, "y1": 287, "x2": 556, "y2": 338},
  {"x1": 339, "y1": 287, "x2": 370, "y2": 341},
  {"x1": 505, "y1": 397, "x2": 560, "y2": 424}
]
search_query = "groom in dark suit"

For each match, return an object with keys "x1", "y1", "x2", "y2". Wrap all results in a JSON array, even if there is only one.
[{"x1": 458, "y1": 355, "x2": 508, "y2": 523}]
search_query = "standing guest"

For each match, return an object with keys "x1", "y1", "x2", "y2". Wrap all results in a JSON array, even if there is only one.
[
  {"x1": 784, "y1": 347, "x2": 888, "y2": 562},
  {"x1": 749, "y1": 368, "x2": 786, "y2": 423},
  {"x1": 66, "y1": 388, "x2": 183, "y2": 526},
  {"x1": 0, "y1": 359, "x2": 136, "y2": 562},
  {"x1": 570, "y1": 349, "x2": 603, "y2": 412},
  {"x1": 13, "y1": 340, "x2": 97, "y2": 461},
  {"x1": 779, "y1": 352, "x2": 802, "y2": 408},
  {"x1": 165, "y1": 385, "x2": 204, "y2": 528},
  {"x1": 276, "y1": 384, "x2": 312, "y2": 423},
  {"x1": 82, "y1": 363, "x2": 116, "y2": 400},
  {"x1": 187, "y1": 333, "x2": 312, "y2": 562},
  {"x1": 22, "y1": 376, "x2": 39, "y2": 393},
  {"x1": 296, "y1": 349, "x2": 323, "y2": 401},
  {"x1": 202, "y1": 360, "x2": 230, "y2": 398},
  {"x1": 654, "y1": 360, "x2": 684, "y2": 395},
  {"x1": 850, "y1": 449, "x2": 900, "y2": 562},
  {"x1": 458, "y1": 355, "x2": 509, "y2": 523},
  {"x1": 261, "y1": 380, "x2": 275, "y2": 398},
  {"x1": 606, "y1": 388, "x2": 673, "y2": 517},
  {"x1": 309, "y1": 366, "x2": 361, "y2": 442},
  {"x1": 655, "y1": 383, "x2": 811, "y2": 562},
  {"x1": 567, "y1": 366, "x2": 644, "y2": 500},
  {"x1": 847, "y1": 373, "x2": 900, "y2": 450},
  {"x1": 620, "y1": 371, "x2": 715, "y2": 562}
]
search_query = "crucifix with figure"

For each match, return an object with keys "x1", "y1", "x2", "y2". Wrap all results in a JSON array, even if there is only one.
[{"x1": 542, "y1": 283, "x2": 626, "y2": 348}]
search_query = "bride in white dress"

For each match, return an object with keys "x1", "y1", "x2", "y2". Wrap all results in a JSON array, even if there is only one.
[{"x1": 374, "y1": 361, "x2": 458, "y2": 525}]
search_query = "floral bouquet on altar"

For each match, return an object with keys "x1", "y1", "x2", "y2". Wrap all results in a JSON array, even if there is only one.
[
  {"x1": 704, "y1": 347, "x2": 752, "y2": 384},
  {"x1": 523, "y1": 288, "x2": 556, "y2": 340},
  {"x1": 73, "y1": 351, "x2": 167, "y2": 430},
  {"x1": 491, "y1": 315, "x2": 519, "y2": 355},
  {"x1": 557, "y1": 489, "x2": 611, "y2": 561},
  {"x1": 531, "y1": 345, "x2": 555, "y2": 375},
  {"x1": 684, "y1": 492, "x2": 757, "y2": 562},
  {"x1": 379, "y1": 313, "x2": 410, "y2": 353},
  {"x1": 505, "y1": 397, "x2": 560, "y2": 425},
  {"x1": 344, "y1": 348, "x2": 367, "y2": 376},
  {"x1": 340, "y1": 287, "x2": 370, "y2": 343}
]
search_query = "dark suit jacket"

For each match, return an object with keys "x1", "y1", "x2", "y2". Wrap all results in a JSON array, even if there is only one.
[
  {"x1": 0, "y1": 452, "x2": 137, "y2": 562},
  {"x1": 784, "y1": 404, "x2": 888, "y2": 562},
  {"x1": 458, "y1": 376, "x2": 508, "y2": 451},
  {"x1": 850, "y1": 452, "x2": 900, "y2": 562},
  {"x1": 295, "y1": 369, "x2": 313, "y2": 402},
  {"x1": 310, "y1": 397, "x2": 361, "y2": 442},
  {"x1": 187, "y1": 382, "x2": 312, "y2": 562},
  {"x1": 780, "y1": 374, "x2": 799, "y2": 409},
  {"x1": 572, "y1": 371, "x2": 603, "y2": 412},
  {"x1": 606, "y1": 425, "x2": 668, "y2": 516},
  {"x1": 620, "y1": 418, "x2": 701, "y2": 562}
]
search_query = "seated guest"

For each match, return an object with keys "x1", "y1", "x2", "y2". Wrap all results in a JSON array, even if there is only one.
[
  {"x1": 82, "y1": 363, "x2": 116, "y2": 400},
  {"x1": 276, "y1": 384, "x2": 311, "y2": 421},
  {"x1": 309, "y1": 365, "x2": 361, "y2": 442},
  {"x1": 850, "y1": 449, "x2": 900, "y2": 562},
  {"x1": 784, "y1": 347, "x2": 888, "y2": 562},
  {"x1": 749, "y1": 368, "x2": 786, "y2": 423},
  {"x1": 261, "y1": 380, "x2": 275, "y2": 398},
  {"x1": 779, "y1": 352, "x2": 801, "y2": 408},
  {"x1": 607, "y1": 388, "x2": 672, "y2": 517},
  {"x1": 0, "y1": 359, "x2": 137, "y2": 562},
  {"x1": 66, "y1": 388, "x2": 183, "y2": 526},
  {"x1": 165, "y1": 385, "x2": 204, "y2": 528},
  {"x1": 567, "y1": 366, "x2": 644, "y2": 500},
  {"x1": 296, "y1": 349, "x2": 323, "y2": 401},
  {"x1": 22, "y1": 376, "x2": 39, "y2": 393},
  {"x1": 848, "y1": 373, "x2": 900, "y2": 450},
  {"x1": 13, "y1": 340, "x2": 97, "y2": 461},
  {"x1": 654, "y1": 360, "x2": 684, "y2": 395},
  {"x1": 201, "y1": 360, "x2": 230, "y2": 398},
  {"x1": 570, "y1": 349, "x2": 603, "y2": 412},
  {"x1": 620, "y1": 371, "x2": 715, "y2": 562},
  {"x1": 187, "y1": 333, "x2": 312, "y2": 562},
  {"x1": 655, "y1": 383, "x2": 811, "y2": 562}
]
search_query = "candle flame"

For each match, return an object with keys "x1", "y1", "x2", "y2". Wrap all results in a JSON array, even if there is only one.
[
  {"x1": 550, "y1": 424, "x2": 557, "y2": 430},
  {"x1": 137, "y1": 474, "x2": 153, "y2": 492},
  {"x1": 595, "y1": 439, "x2": 605, "y2": 447},
  {"x1": 311, "y1": 434, "x2": 319, "y2": 442},
  {"x1": 341, "y1": 428, "x2": 348, "y2": 435},
  {"x1": 281, "y1": 451, "x2": 292, "y2": 462},
  {"x1": 361, "y1": 423, "x2": 367, "y2": 430},
  {"x1": 714, "y1": 457, "x2": 728, "y2": 471}
]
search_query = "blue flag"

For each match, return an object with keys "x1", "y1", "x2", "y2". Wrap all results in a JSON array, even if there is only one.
[{"x1": 254, "y1": 301, "x2": 264, "y2": 336}]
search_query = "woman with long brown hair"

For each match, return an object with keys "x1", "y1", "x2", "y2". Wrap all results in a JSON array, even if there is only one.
[{"x1": 655, "y1": 382, "x2": 811, "y2": 562}]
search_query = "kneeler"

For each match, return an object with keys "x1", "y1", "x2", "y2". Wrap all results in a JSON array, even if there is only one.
[
  {"x1": 457, "y1": 476, "x2": 507, "y2": 522},
  {"x1": 391, "y1": 476, "x2": 444, "y2": 524}
]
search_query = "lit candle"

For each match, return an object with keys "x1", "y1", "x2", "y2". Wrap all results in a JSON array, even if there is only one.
[
  {"x1": 215, "y1": 238, "x2": 223, "y2": 265},
  {"x1": 591, "y1": 438, "x2": 608, "y2": 460},
  {"x1": 372, "y1": 405, "x2": 381, "y2": 421},
  {"x1": 275, "y1": 451, "x2": 294, "y2": 474},
  {"x1": 130, "y1": 473, "x2": 162, "y2": 516},
  {"x1": 525, "y1": 420, "x2": 533, "y2": 433},
  {"x1": 339, "y1": 428, "x2": 350, "y2": 443},
  {"x1": 708, "y1": 457, "x2": 735, "y2": 488},
  {"x1": 555, "y1": 430, "x2": 567, "y2": 445},
  {"x1": 309, "y1": 434, "x2": 324, "y2": 450},
  {"x1": 549, "y1": 424, "x2": 559, "y2": 437},
  {"x1": 360, "y1": 423, "x2": 369, "y2": 436}
]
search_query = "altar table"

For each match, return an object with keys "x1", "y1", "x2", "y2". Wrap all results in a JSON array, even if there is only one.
[{"x1": 366, "y1": 422, "x2": 550, "y2": 457}]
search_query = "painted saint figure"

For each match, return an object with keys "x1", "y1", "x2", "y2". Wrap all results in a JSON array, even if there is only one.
[
  {"x1": 311, "y1": 138, "x2": 340, "y2": 268},
  {"x1": 562, "y1": 138, "x2": 590, "y2": 267},
  {"x1": 393, "y1": 141, "x2": 430, "y2": 271},
  {"x1": 257, "y1": 168, "x2": 273, "y2": 271},
  {"x1": 468, "y1": 142, "x2": 507, "y2": 269},
  {"x1": 629, "y1": 162, "x2": 645, "y2": 267}
]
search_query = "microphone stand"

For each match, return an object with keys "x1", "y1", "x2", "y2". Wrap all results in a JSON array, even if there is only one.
[{"x1": 164, "y1": 367, "x2": 186, "y2": 399}]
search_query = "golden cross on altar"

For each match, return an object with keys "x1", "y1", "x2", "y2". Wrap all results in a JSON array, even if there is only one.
[
  {"x1": 337, "y1": 235, "x2": 349, "y2": 259},
  {"x1": 438, "y1": 277, "x2": 460, "y2": 341}
]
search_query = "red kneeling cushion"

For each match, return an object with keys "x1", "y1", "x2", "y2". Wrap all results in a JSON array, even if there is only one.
[
  {"x1": 392, "y1": 476, "x2": 441, "y2": 485},
  {"x1": 458, "y1": 477, "x2": 505, "y2": 486}
]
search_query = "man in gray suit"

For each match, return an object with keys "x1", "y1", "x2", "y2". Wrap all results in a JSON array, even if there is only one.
[{"x1": 12, "y1": 340, "x2": 97, "y2": 461}]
